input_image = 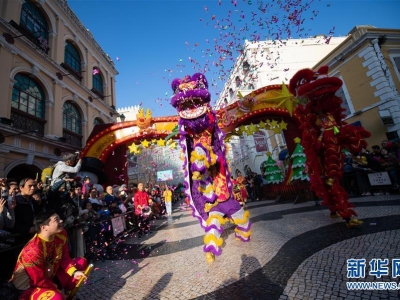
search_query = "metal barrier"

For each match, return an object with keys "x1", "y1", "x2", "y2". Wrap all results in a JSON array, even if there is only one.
[
  {"x1": 342, "y1": 170, "x2": 394, "y2": 195},
  {"x1": 261, "y1": 180, "x2": 315, "y2": 203}
]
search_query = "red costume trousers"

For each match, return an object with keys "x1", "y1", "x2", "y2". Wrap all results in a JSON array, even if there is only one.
[{"x1": 21, "y1": 257, "x2": 87, "y2": 300}]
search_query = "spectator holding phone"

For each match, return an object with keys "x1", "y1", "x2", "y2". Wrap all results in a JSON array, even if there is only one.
[{"x1": 0, "y1": 179, "x2": 17, "y2": 230}]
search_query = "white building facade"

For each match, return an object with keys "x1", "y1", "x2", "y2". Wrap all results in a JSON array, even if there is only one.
[{"x1": 217, "y1": 36, "x2": 347, "y2": 177}]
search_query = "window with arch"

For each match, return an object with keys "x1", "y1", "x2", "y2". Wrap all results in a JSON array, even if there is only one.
[
  {"x1": 11, "y1": 73, "x2": 46, "y2": 134},
  {"x1": 389, "y1": 53, "x2": 400, "y2": 82},
  {"x1": 92, "y1": 67, "x2": 104, "y2": 97},
  {"x1": 335, "y1": 77, "x2": 354, "y2": 117},
  {"x1": 235, "y1": 76, "x2": 242, "y2": 88},
  {"x1": 63, "y1": 102, "x2": 82, "y2": 134},
  {"x1": 63, "y1": 41, "x2": 82, "y2": 80},
  {"x1": 93, "y1": 117, "x2": 104, "y2": 125},
  {"x1": 229, "y1": 88, "x2": 234, "y2": 99},
  {"x1": 19, "y1": 0, "x2": 49, "y2": 52},
  {"x1": 243, "y1": 61, "x2": 250, "y2": 75},
  {"x1": 12, "y1": 73, "x2": 45, "y2": 119},
  {"x1": 248, "y1": 83, "x2": 255, "y2": 90},
  {"x1": 63, "y1": 102, "x2": 82, "y2": 147}
]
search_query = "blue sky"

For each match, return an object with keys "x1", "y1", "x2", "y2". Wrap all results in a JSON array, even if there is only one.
[{"x1": 68, "y1": 0, "x2": 400, "y2": 117}]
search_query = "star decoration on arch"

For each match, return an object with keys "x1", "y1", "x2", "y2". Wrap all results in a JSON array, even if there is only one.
[
  {"x1": 272, "y1": 126, "x2": 282, "y2": 134},
  {"x1": 270, "y1": 120, "x2": 279, "y2": 127},
  {"x1": 279, "y1": 120, "x2": 288, "y2": 130},
  {"x1": 128, "y1": 143, "x2": 141, "y2": 154},
  {"x1": 248, "y1": 123, "x2": 258, "y2": 135},
  {"x1": 258, "y1": 120, "x2": 266, "y2": 129},
  {"x1": 157, "y1": 138, "x2": 166, "y2": 146},
  {"x1": 141, "y1": 139, "x2": 150, "y2": 148}
]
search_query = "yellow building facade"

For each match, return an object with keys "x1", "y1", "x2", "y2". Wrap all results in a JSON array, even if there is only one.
[
  {"x1": 314, "y1": 25, "x2": 400, "y2": 149},
  {"x1": 0, "y1": 0, "x2": 119, "y2": 181}
]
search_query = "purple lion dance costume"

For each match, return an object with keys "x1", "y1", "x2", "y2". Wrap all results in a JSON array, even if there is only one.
[{"x1": 170, "y1": 73, "x2": 251, "y2": 263}]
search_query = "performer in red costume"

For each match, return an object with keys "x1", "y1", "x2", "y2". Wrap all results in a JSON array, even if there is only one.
[
  {"x1": 10, "y1": 210, "x2": 87, "y2": 300},
  {"x1": 289, "y1": 66, "x2": 371, "y2": 228}
]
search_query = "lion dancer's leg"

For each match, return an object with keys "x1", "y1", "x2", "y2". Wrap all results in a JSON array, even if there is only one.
[
  {"x1": 204, "y1": 211, "x2": 226, "y2": 263},
  {"x1": 205, "y1": 199, "x2": 251, "y2": 262},
  {"x1": 323, "y1": 133, "x2": 362, "y2": 227},
  {"x1": 231, "y1": 207, "x2": 251, "y2": 242}
]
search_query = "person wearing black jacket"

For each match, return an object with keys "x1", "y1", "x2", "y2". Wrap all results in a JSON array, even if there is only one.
[{"x1": 10, "y1": 178, "x2": 42, "y2": 243}]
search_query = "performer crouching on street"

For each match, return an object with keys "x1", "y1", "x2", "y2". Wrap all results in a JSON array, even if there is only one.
[{"x1": 10, "y1": 210, "x2": 87, "y2": 300}]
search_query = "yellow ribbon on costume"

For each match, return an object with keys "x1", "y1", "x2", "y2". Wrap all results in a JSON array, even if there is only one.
[
  {"x1": 204, "y1": 202, "x2": 219, "y2": 212},
  {"x1": 234, "y1": 228, "x2": 252, "y2": 238},
  {"x1": 190, "y1": 151, "x2": 210, "y2": 169},
  {"x1": 206, "y1": 214, "x2": 228, "y2": 226},
  {"x1": 192, "y1": 171, "x2": 202, "y2": 180},
  {"x1": 204, "y1": 234, "x2": 223, "y2": 247},
  {"x1": 198, "y1": 184, "x2": 214, "y2": 195},
  {"x1": 232, "y1": 211, "x2": 250, "y2": 225}
]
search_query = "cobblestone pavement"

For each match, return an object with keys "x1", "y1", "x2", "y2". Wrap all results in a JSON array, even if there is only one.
[{"x1": 78, "y1": 195, "x2": 400, "y2": 300}]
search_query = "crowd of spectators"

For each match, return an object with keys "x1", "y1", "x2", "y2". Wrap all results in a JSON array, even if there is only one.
[
  {"x1": 0, "y1": 153, "x2": 177, "y2": 284},
  {"x1": 342, "y1": 139, "x2": 400, "y2": 196}
]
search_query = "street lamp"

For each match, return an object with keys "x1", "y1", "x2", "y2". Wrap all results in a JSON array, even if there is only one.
[{"x1": 119, "y1": 114, "x2": 126, "y2": 122}]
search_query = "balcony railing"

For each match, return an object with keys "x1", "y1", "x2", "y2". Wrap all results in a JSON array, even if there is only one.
[
  {"x1": 9, "y1": 20, "x2": 49, "y2": 54},
  {"x1": 10, "y1": 109, "x2": 46, "y2": 136},
  {"x1": 91, "y1": 88, "x2": 104, "y2": 100},
  {"x1": 60, "y1": 63, "x2": 83, "y2": 81},
  {"x1": 63, "y1": 129, "x2": 82, "y2": 148}
]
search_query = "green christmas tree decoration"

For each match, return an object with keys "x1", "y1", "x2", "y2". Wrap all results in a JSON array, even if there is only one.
[
  {"x1": 290, "y1": 138, "x2": 309, "y2": 182},
  {"x1": 263, "y1": 154, "x2": 284, "y2": 184}
]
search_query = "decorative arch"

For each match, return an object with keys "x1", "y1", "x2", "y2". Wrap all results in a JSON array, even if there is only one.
[
  {"x1": 81, "y1": 84, "x2": 300, "y2": 165},
  {"x1": 80, "y1": 84, "x2": 302, "y2": 187}
]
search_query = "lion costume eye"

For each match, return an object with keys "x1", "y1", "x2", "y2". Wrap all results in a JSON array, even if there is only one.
[{"x1": 298, "y1": 78, "x2": 308, "y2": 86}]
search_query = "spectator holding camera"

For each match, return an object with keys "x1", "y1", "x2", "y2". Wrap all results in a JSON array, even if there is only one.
[
  {"x1": 51, "y1": 153, "x2": 82, "y2": 186},
  {"x1": 0, "y1": 197, "x2": 16, "y2": 230}
]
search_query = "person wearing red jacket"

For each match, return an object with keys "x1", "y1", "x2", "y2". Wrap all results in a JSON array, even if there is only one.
[
  {"x1": 10, "y1": 210, "x2": 87, "y2": 300},
  {"x1": 134, "y1": 183, "x2": 152, "y2": 239}
]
